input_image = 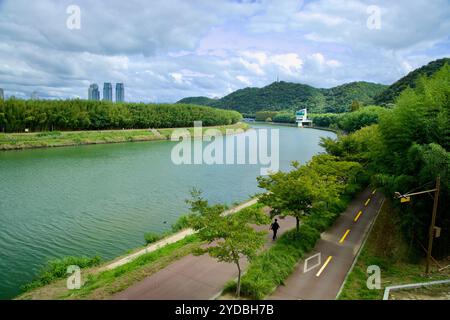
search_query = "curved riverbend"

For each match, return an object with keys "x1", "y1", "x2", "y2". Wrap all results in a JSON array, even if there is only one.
[{"x1": 0, "y1": 124, "x2": 335, "y2": 299}]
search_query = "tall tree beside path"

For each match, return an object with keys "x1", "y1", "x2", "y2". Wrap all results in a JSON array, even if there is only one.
[
  {"x1": 257, "y1": 157, "x2": 363, "y2": 233},
  {"x1": 257, "y1": 163, "x2": 324, "y2": 233},
  {"x1": 186, "y1": 189, "x2": 269, "y2": 297}
]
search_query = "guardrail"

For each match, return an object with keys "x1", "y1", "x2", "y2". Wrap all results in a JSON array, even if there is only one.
[{"x1": 382, "y1": 279, "x2": 450, "y2": 300}]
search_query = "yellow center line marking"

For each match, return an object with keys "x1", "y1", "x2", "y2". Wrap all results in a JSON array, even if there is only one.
[
  {"x1": 372, "y1": 189, "x2": 376, "y2": 195},
  {"x1": 316, "y1": 256, "x2": 333, "y2": 277},
  {"x1": 339, "y1": 229, "x2": 351, "y2": 244},
  {"x1": 365, "y1": 198, "x2": 371, "y2": 206},
  {"x1": 354, "y1": 210, "x2": 363, "y2": 222}
]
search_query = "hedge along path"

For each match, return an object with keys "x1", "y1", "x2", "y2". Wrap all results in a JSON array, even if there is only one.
[{"x1": 99, "y1": 198, "x2": 259, "y2": 272}]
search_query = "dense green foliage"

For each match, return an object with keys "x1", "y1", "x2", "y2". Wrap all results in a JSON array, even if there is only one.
[
  {"x1": 322, "y1": 64, "x2": 450, "y2": 257},
  {"x1": 22, "y1": 256, "x2": 101, "y2": 292},
  {"x1": 225, "y1": 154, "x2": 365, "y2": 299},
  {"x1": 334, "y1": 106, "x2": 390, "y2": 132},
  {"x1": 177, "y1": 81, "x2": 387, "y2": 115},
  {"x1": 258, "y1": 155, "x2": 364, "y2": 232},
  {"x1": 272, "y1": 112, "x2": 296, "y2": 123},
  {"x1": 325, "y1": 82, "x2": 388, "y2": 113},
  {"x1": 374, "y1": 57, "x2": 450, "y2": 105},
  {"x1": 0, "y1": 99, "x2": 242, "y2": 133},
  {"x1": 255, "y1": 111, "x2": 278, "y2": 121},
  {"x1": 232, "y1": 156, "x2": 364, "y2": 299},
  {"x1": 309, "y1": 113, "x2": 340, "y2": 128},
  {"x1": 310, "y1": 106, "x2": 390, "y2": 132},
  {"x1": 259, "y1": 106, "x2": 389, "y2": 132},
  {"x1": 144, "y1": 232, "x2": 163, "y2": 245}
]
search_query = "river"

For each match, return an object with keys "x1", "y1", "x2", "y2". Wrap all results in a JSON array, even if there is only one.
[{"x1": 0, "y1": 123, "x2": 335, "y2": 299}]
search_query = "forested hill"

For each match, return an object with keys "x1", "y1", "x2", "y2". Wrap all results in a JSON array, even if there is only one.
[
  {"x1": 176, "y1": 96, "x2": 218, "y2": 106},
  {"x1": 374, "y1": 57, "x2": 450, "y2": 105},
  {"x1": 177, "y1": 81, "x2": 387, "y2": 114}
]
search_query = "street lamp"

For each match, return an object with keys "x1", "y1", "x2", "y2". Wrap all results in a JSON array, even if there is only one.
[{"x1": 395, "y1": 176, "x2": 441, "y2": 274}]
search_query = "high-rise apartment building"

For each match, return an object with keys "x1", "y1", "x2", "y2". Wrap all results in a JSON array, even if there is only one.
[
  {"x1": 88, "y1": 84, "x2": 100, "y2": 101},
  {"x1": 115, "y1": 83, "x2": 124, "y2": 103},
  {"x1": 103, "y1": 82, "x2": 113, "y2": 102},
  {"x1": 0, "y1": 88, "x2": 4, "y2": 101}
]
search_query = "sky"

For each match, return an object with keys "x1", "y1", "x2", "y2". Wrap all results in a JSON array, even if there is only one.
[{"x1": 0, "y1": 0, "x2": 449, "y2": 102}]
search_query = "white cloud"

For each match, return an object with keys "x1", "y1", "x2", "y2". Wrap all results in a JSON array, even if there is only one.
[
  {"x1": 236, "y1": 75, "x2": 251, "y2": 86},
  {"x1": 0, "y1": 0, "x2": 448, "y2": 102}
]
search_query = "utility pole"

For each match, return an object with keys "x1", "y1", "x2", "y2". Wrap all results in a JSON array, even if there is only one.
[
  {"x1": 426, "y1": 176, "x2": 440, "y2": 274},
  {"x1": 395, "y1": 176, "x2": 441, "y2": 274}
]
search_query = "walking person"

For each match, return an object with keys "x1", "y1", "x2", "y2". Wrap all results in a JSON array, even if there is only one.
[{"x1": 270, "y1": 219, "x2": 280, "y2": 240}]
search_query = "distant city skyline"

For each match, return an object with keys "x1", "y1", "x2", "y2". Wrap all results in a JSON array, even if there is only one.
[{"x1": 88, "y1": 82, "x2": 124, "y2": 103}]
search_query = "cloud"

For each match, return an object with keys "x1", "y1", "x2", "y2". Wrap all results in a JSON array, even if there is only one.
[{"x1": 0, "y1": 0, "x2": 448, "y2": 102}]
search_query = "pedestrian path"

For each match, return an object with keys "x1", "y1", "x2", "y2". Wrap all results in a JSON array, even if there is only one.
[
  {"x1": 269, "y1": 188, "x2": 384, "y2": 300},
  {"x1": 113, "y1": 214, "x2": 296, "y2": 300}
]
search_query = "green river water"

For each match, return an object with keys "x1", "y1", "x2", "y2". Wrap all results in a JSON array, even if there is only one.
[{"x1": 0, "y1": 124, "x2": 335, "y2": 299}]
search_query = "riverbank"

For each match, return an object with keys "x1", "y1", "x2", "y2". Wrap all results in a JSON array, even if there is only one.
[
  {"x1": 1, "y1": 125, "x2": 335, "y2": 299},
  {"x1": 16, "y1": 198, "x2": 259, "y2": 300},
  {"x1": 251, "y1": 121, "x2": 339, "y2": 133},
  {"x1": 0, "y1": 122, "x2": 248, "y2": 151}
]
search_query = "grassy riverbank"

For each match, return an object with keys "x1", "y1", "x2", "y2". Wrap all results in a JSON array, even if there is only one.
[
  {"x1": 16, "y1": 199, "x2": 260, "y2": 300},
  {"x1": 0, "y1": 122, "x2": 248, "y2": 151},
  {"x1": 17, "y1": 235, "x2": 201, "y2": 300}
]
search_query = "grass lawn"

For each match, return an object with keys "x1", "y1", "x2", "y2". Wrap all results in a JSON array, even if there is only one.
[
  {"x1": 17, "y1": 235, "x2": 201, "y2": 300},
  {"x1": 339, "y1": 200, "x2": 450, "y2": 300},
  {"x1": 0, "y1": 122, "x2": 248, "y2": 150}
]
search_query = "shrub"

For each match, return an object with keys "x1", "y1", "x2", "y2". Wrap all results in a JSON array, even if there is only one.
[
  {"x1": 273, "y1": 113, "x2": 296, "y2": 123},
  {"x1": 310, "y1": 113, "x2": 339, "y2": 127},
  {"x1": 171, "y1": 214, "x2": 195, "y2": 232},
  {"x1": 255, "y1": 111, "x2": 278, "y2": 121},
  {"x1": 144, "y1": 232, "x2": 163, "y2": 245},
  {"x1": 22, "y1": 256, "x2": 101, "y2": 292}
]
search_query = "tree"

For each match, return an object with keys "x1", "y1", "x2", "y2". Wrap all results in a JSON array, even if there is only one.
[
  {"x1": 257, "y1": 163, "x2": 324, "y2": 233},
  {"x1": 350, "y1": 100, "x2": 361, "y2": 112},
  {"x1": 0, "y1": 99, "x2": 242, "y2": 132},
  {"x1": 186, "y1": 189, "x2": 268, "y2": 297}
]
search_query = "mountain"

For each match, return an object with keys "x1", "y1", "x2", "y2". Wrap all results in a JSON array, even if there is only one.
[
  {"x1": 322, "y1": 82, "x2": 388, "y2": 112},
  {"x1": 374, "y1": 57, "x2": 450, "y2": 105},
  {"x1": 177, "y1": 81, "x2": 387, "y2": 115},
  {"x1": 177, "y1": 96, "x2": 218, "y2": 105}
]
